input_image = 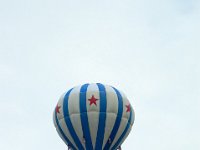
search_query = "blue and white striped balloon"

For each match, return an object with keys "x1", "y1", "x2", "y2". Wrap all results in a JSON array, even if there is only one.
[{"x1": 53, "y1": 83, "x2": 135, "y2": 150}]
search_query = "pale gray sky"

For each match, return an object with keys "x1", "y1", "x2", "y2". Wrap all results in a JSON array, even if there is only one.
[{"x1": 0, "y1": 0, "x2": 200, "y2": 149}]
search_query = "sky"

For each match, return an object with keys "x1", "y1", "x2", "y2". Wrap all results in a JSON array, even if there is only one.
[{"x1": 0, "y1": 0, "x2": 200, "y2": 149}]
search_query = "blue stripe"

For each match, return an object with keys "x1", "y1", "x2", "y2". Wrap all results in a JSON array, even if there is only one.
[
  {"x1": 95, "y1": 83, "x2": 107, "y2": 150},
  {"x1": 80, "y1": 84, "x2": 93, "y2": 150},
  {"x1": 103, "y1": 87, "x2": 123, "y2": 150},
  {"x1": 54, "y1": 111, "x2": 76, "y2": 150},
  {"x1": 63, "y1": 88, "x2": 84, "y2": 150},
  {"x1": 111, "y1": 109, "x2": 133, "y2": 150}
]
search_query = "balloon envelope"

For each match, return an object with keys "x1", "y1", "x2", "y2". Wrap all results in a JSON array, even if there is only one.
[{"x1": 53, "y1": 83, "x2": 135, "y2": 150}]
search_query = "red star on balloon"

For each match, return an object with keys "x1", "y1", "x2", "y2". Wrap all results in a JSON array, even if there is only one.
[
  {"x1": 126, "y1": 104, "x2": 131, "y2": 112},
  {"x1": 56, "y1": 104, "x2": 61, "y2": 114},
  {"x1": 88, "y1": 95, "x2": 98, "y2": 106}
]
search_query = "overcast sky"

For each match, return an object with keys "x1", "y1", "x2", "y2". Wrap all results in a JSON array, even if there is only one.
[{"x1": 0, "y1": 0, "x2": 200, "y2": 150}]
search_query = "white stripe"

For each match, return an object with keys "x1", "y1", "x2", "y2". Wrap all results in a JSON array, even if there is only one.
[
  {"x1": 59, "y1": 118, "x2": 78, "y2": 149},
  {"x1": 102, "y1": 85, "x2": 119, "y2": 149},
  {"x1": 121, "y1": 93, "x2": 131, "y2": 121},
  {"x1": 116, "y1": 102, "x2": 134, "y2": 148},
  {"x1": 116, "y1": 126, "x2": 132, "y2": 148},
  {"x1": 85, "y1": 83, "x2": 100, "y2": 149},
  {"x1": 53, "y1": 110, "x2": 65, "y2": 143},
  {"x1": 57, "y1": 92, "x2": 78, "y2": 149},
  {"x1": 110, "y1": 91, "x2": 130, "y2": 148},
  {"x1": 131, "y1": 105, "x2": 135, "y2": 126},
  {"x1": 56, "y1": 128, "x2": 68, "y2": 145},
  {"x1": 56, "y1": 93, "x2": 66, "y2": 120},
  {"x1": 53, "y1": 110, "x2": 57, "y2": 128},
  {"x1": 68, "y1": 86, "x2": 85, "y2": 149}
]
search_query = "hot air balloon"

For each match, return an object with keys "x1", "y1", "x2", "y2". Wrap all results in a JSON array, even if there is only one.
[{"x1": 53, "y1": 83, "x2": 135, "y2": 150}]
